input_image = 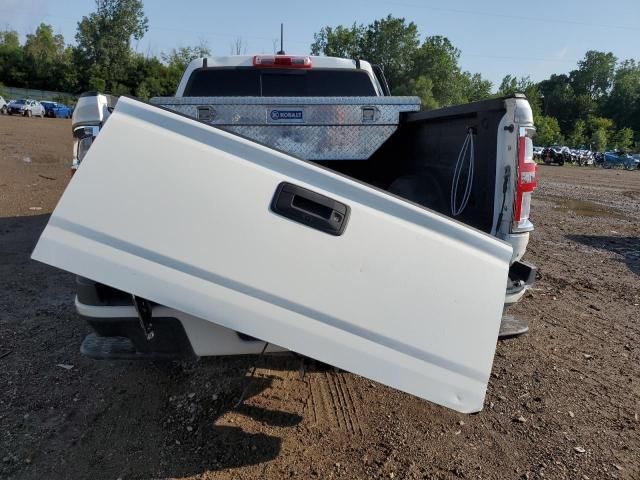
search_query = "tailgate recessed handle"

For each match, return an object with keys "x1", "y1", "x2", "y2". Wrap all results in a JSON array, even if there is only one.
[{"x1": 271, "y1": 182, "x2": 349, "y2": 236}]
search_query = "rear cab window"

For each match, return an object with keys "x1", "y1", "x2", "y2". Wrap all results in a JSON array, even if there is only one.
[{"x1": 184, "y1": 68, "x2": 379, "y2": 97}]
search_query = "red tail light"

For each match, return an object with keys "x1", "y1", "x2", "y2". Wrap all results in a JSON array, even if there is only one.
[
  {"x1": 513, "y1": 127, "x2": 537, "y2": 231},
  {"x1": 253, "y1": 55, "x2": 312, "y2": 68}
]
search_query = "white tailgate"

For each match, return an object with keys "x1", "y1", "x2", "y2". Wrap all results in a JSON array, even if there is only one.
[{"x1": 32, "y1": 97, "x2": 512, "y2": 413}]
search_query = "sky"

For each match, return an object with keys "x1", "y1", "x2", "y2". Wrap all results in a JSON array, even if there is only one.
[{"x1": 1, "y1": 0, "x2": 639, "y2": 87}]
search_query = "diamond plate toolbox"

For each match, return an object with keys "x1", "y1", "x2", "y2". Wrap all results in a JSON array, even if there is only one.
[{"x1": 150, "y1": 96, "x2": 421, "y2": 160}]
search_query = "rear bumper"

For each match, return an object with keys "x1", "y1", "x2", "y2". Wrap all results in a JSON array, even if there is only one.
[
  {"x1": 76, "y1": 298, "x2": 287, "y2": 357},
  {"x1": 75, "y1": 274, "x2": 287, "y2": 358},
  {"x1": 80, "y1": 308, "x2": 196, "y2": 359},
  {"x1": 504, "y1": 231, "x2": 530, "y2": 264}
]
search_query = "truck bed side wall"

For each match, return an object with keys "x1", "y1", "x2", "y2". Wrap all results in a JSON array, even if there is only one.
[{"x1": 317, "y1": 99, "x2": 508, "y2": 233}]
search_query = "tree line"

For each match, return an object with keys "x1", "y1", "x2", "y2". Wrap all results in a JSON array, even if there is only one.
[
  {"x1": 311, "y1": 16, "x2": 638, "y2": 152},
  {"x1": 1, "y1": 2, "x2": 638, "y2": 151},
  {"x1": 0, "y1": 0, "x2": 210, "y2": 101}
]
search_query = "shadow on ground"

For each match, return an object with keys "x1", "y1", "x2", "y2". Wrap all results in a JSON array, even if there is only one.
[
  {"x1": 567, "y1": 234, "x2": 640, "y2": 276},
  {"x1": 0, "y1": 214, "x2": 309, "y2": 479}
]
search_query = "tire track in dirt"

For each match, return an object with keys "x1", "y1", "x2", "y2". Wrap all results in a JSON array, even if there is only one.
[{"x1": 306, "y1": 372, "x2": 364, "y2": 435}]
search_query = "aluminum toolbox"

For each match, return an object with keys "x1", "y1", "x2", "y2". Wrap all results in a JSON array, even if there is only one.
[{"x1": 149, "y1": 96, "x2": 421, "y2": 160}]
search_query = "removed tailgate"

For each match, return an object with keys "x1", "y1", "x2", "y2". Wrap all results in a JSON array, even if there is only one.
[{"x1": 33, "y1": 96, "x2": 512, "y2": 413}]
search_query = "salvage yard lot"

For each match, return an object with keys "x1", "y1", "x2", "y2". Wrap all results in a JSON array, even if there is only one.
[{"x1": 1, "y1": 114, "x2": 639, "y2": 479}]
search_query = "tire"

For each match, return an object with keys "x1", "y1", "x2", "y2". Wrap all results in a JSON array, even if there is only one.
[
  {"x1": 1, "y1": 105, "x2": 6, "y2": 115},
  {"x1": 603, "y1": 162, "x2": 611, "y2": 169},
  {"x1": 25, "y1": 110, "x2": 32, "y2": 118},
  {"x1": 558, "y1": 160, "x2": 564, "y2": 166}
]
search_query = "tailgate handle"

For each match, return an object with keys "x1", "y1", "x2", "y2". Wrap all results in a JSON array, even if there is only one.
[{"x1": 271, "y1": 182, "x2": 349, "y2": 236}]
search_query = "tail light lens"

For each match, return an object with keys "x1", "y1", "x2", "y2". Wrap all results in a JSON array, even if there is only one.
[
  {"x1": 513, "y1": 126, "x2": 537, "y2": 232},
  {"x1": 253, "y1": 55, "x2": 312, "y2": 68},
  {"x1": 71, "y1": 125, "x2": 99, "y2": 174}
]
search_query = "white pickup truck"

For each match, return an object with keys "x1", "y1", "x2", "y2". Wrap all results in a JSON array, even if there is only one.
[{"x1": 34, "y1": 55, "x2": 537, "y2": 413}]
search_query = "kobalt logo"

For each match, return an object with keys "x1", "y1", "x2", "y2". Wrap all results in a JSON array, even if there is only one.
[{"x1": 270, "y1": 109, "x2": 303, "y2": 121}]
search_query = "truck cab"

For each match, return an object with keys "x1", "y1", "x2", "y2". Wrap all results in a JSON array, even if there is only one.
[{"x1": 176, "y1": 55, "x2": 389, "y2": 97}]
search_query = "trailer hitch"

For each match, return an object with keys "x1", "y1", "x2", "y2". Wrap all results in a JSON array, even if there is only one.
[{"x1": 132, "y1": 295, "x2": 155, "y2": 341}]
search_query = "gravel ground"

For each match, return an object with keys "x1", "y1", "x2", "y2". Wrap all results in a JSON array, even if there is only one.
[{"x1": 0, "y1": 114, "x2": 639, "y2": 479}]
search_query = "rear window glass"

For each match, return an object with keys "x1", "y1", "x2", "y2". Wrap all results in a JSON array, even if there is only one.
[{"x1": 184, "y1": 68, "x2": 377, "y2": 97}]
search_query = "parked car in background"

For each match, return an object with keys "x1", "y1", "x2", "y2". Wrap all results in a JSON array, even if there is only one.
[
  {"x1": 603, "y1": 151, "x2": 639, "y2": 170},
  {"x1": 41, "y1": 101, "x2": 73, "y2": 118},
  {"x1": 575, "y1": 149, "x2": 594, "y2": 166},
  {"x1": 0, "y1": 96, "x2": 7, "y2": 114},
  {"x1": 54, "y1": 103, "x2": 73, "y2": 118},
  {"x1": 6, "y1": 99, "x2": 45, "y2": 117},
  {"x1": 542, "y1": 145, "x2": 571, "y2": 165},
  {"x1": 533, "y1": 146, "x2": 543, "y2": 160}
]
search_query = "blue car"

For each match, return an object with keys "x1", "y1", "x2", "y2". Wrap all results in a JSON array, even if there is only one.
[
  {"x1": 41, "y1": 101, "x2": 73, "y2": 118},
  {"x1": 603, "y1": 151, "x2": 640, "y2": 170}
]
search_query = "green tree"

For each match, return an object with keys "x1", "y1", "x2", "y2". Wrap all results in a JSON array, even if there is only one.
[
  {"x1": 604, "y1": 59, "x2": 640, "y2": 132},
  {"x1": 497, "y1": 74, "x2": 519, "y2": 95},
  {"x1": 0, "y1": 29, "x2": 27, "y2": 87},
  {"x1": 74, "y1": 0, "x2": 149, "y2": 93},
  {"x1": 586, "y1": 116, "x2": 615, "y2": 137},
  {"x1": 310, "y1": 17, "x2": 489, "y2": 107},
  {"x1": 25, "y1": 23, "x2": 64, "y2": 61},
  {"x1": 358, "y1": 16, "x2": 419, "y2": 90},
  {"x1": 310, "y1": 24, "x2": 363, "y2": 59},
  {"x1": 0, "y1": 30, "x2": 20, "y2": 49},
  {"x1": 22, "y1": 23, "x2": 76, "y2": 91},
  {"x1": 538, "y1": 74, "x2": 578, "y2": 132},
  {"x1": 570, "y1": 50, "x2": 617, "y2": 100},
  {"x1": 311, "y1": 16, "x2": 419, "y2": 90},
  {"x1": 567, "y1": 119, "x2": 587, "y2": 147},
  {"x1": 459, "y1": 72, "x2": 493, "y2": 103},
  {"x1": 160, "y1": 43, "x2": 211, "y2": 91},
  {"x1": 591, "y1": 128, "x2": 608, "y2": 151},
  {"x1": 394, "y1": 75, "x2": 438, "y2": 110},
  {"x1": 535, "y1": 116, "x2": 563, "y2": 146},
  {"x1": 611, "y1": 127, "x2": 634, "y2": 152},
  {"x1": 410, "y1": 35, "x2": 464, "y2": 105}
]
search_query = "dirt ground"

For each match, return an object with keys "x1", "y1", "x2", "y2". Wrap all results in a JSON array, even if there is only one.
[{"x1": 1, "y1": 114, "x2": 639, "y2": 480}]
